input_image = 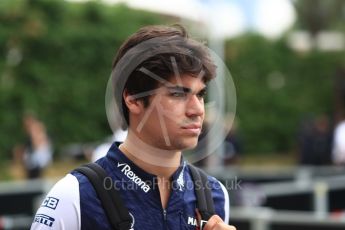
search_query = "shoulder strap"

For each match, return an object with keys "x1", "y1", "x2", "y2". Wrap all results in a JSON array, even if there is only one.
[
  {"x1": 74, "y1": 163, "x2": 132, "y2": 230},
  {"x1": 188, "y1": 164, "x2": 215, "y2": 221}
]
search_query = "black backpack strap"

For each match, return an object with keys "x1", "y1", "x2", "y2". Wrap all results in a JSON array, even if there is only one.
[
  {"x1": 188, "y1": 164, "x2": 215, "y2": 221},
  {"x1": 74, "y1": 163, "x2": 132, "y2": 230}
]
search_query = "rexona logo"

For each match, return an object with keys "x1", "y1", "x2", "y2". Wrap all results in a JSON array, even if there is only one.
[{"x1": 117, "y1": 163, "x2": 150, "y2": 193}]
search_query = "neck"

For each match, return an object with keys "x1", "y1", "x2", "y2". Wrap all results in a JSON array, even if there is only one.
[{"x1": 120, "y1": 132, "x2": 182, "y2": 179}]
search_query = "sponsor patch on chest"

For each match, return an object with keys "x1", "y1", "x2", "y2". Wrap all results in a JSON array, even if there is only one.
[{"x1": 117, "y1": 162, "x2": 151, "y2": 193}]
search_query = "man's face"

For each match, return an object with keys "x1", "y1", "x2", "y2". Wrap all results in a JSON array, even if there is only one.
[{"x1": 133, "y1": 74, "x2": 206, "y2": 151}]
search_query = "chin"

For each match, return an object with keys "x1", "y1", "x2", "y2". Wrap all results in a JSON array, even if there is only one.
[
  {"x1": 158, "y1": 136, "x2": 199, "y2": 151},
  {"x1": 178, "y1": 139, "x2": 199, "y2": 151}
]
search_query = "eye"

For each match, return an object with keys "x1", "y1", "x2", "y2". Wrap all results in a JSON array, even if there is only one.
[
  {"x1": 170, "y1": 91, "x2": 187, "y2": 98},
  {"x1": 197, "y1": 90, "x2": 206, "y2": 99}
]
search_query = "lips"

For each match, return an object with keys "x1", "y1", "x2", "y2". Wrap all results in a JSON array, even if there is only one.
[
  {"x1": 181, "y1": 124, "x2": 201, "y2": 135},
  {"x1": 181, "y1": 124, "x2": 201, "y2": 129}
]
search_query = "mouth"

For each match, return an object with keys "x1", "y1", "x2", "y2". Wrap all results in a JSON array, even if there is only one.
[{"x1": 181, "y1": 124, "x2": 202, "y2": 135}]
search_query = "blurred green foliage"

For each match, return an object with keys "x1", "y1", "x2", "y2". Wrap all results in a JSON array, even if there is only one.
[
  {"x1": 0, "y1": 0, "x2": 168, "y2": 158},
  {"x1": 226, "y1": 35, "x2": 344, "y2": 153},
  {"x1": 0, "y1": 0, "x2": 344, "y2": 159}
]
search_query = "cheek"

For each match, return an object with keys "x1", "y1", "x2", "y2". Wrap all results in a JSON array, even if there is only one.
[{"x1": 161, "y1": 99, "x2": 185, "y2": 115}]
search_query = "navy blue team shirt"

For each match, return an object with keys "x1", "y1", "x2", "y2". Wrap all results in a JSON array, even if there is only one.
[{"x1": 31, "y1": 143, "x2": 230, "y2": 230}]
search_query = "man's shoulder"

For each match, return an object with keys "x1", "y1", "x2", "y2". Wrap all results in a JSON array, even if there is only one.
[
  {"x1": 69, "y1": 159, "x2": 123, "y2": 197},
  {"x1": 336, "y1": 121, "x2": 345, "y2": 132},
  {"x1": 30, "y1": 174, "x2": 81, "y2": 230},
  {"x1": 185, "y1": 164, "x2": 230, "y2": 222},
  {"x1": 42, "y1": 173, "x2": 81, "y2": 207},
  {"x1": 51, "y1": 174, "x2": 80, "y2": 196},
  {"x1": 186, "y1": 164, "x2": 224, "y2": 190},
  {"x1": 185, "y1": 164, "x2": 229, "y2": 204}
]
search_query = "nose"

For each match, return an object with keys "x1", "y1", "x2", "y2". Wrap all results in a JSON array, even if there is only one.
[{"x1": 186, "y1": 95, "x2": 204, "y2": 118}]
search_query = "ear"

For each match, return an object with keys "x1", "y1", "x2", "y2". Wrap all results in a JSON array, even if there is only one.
[{"x1": 123, "y1": 90, "x2": 143, "y2": 115}]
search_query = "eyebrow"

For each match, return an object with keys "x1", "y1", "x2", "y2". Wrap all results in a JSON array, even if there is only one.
[{"x1": 166, "y1": 86, "x2": 207, "y2": 94}]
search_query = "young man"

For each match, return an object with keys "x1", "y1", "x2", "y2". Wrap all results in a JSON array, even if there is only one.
[{"x1": 31, "y1": 25, "x2": 236, "y2": 230}]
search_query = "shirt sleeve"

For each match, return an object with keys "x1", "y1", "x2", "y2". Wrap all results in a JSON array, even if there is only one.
[
  {"x1": 30, "y1": 174, "x2": 81, "y2": 230},
  {"x1": 332, "y1": 122, "x2": 345, "y2": 164},
  {"x1": 219, "y1": 181, "x2": 230, "y2": 224}
]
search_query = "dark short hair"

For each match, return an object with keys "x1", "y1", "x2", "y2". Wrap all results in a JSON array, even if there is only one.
[{"x1": 112, "y1": 24, "x2": 216, "y2": 128}]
